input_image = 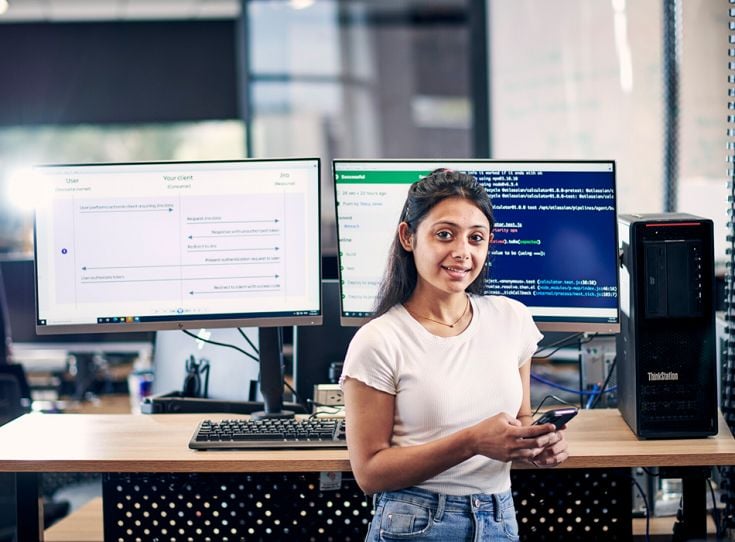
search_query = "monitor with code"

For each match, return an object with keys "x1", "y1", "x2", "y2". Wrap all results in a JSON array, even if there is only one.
[{"x1": 333, "y1": 160, "x2": 619, "y2": 332}]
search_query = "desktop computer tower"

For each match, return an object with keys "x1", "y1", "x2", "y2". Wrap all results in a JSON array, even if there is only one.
[{"x1": 617, "y1": 213, "x2": 717, "y2": 438}]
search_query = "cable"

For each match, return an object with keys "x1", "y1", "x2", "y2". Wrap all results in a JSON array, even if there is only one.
[
  {"x1": 640, "y1": 467, "x2": 660, "y2": 477},
  {"x1": 284, "y1": 379, "x2": 307, "y2": 411},
  {"x1": 180, "y1": 328, "x2": 306, "y2": 409},
  {"x1": 534, "y1": 332, "x2": 586, "y2": 353},
  {"x1": 307, "y1": 401, "x2": 344, "y2": 418},
  {"x1": 708, "y1": 477, "x2": 723, "y2": 540},
  {"x1": 531, "y1": 394, "x2": 577, "y2": 417},
  {"x1": 584, "y1": 384, "x2": 599, "y2": 409},
  {"x1": 589, "y1": 356, "x2": 617, "y2": 409},
  {"x1": 533, "y1": 332, "x2": 586, "y2": 360},
  {"x1": 237, "y1": 328, "x2": 260, "y2": 355},
  {"x1": 531, "y1": 372, "x2": 617, "y2": 397},
  {"x1": 631, "y1": 476, "x2": 650, "y2": 542},
  {"x1": 181, "y1": 329, "x2": 259, "y2": 363}
]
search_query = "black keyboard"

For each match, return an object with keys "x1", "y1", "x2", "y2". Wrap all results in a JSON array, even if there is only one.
[{"x1": 189, "y1": 417, "x2": 347, "y2": 450}]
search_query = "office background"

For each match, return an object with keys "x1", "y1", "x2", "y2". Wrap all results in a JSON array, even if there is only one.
[
  {"x1": 0, "y1": 1, "x2": 732, "y2": 540},
  {"x1": 0, "y1": 0, "x2": 728, "y2": 268}
]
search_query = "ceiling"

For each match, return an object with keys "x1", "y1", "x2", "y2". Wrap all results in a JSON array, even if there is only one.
[{"x1": 0, "y1": 0, "x2": 241, "y2": 22}]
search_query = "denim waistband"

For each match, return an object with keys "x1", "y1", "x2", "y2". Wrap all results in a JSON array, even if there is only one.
[{"x1": 373, "y1": 486, "x2": 514, "y2": 522}]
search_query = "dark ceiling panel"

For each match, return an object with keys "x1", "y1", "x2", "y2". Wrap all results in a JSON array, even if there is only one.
[{"x1": 0, "y1": 20, "x2": 239, "y2": 125}]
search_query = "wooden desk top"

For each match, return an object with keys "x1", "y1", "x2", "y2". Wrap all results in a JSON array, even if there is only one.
[{"x1": 0, "y1": 409, "x2": 734, "y2": 473}]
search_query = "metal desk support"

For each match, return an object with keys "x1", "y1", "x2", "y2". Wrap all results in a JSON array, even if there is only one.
[{"x1": 17, "y1": 472, "x2": 42, "y2": 542}]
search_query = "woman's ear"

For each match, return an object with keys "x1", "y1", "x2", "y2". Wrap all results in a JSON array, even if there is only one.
[{"x1": 398, "y1": 222, "x2": 413, "y2": 252}]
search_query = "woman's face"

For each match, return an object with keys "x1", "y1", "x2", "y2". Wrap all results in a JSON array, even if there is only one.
[{"x1": 399, "y1": 196, "x2": 492, "y2": 298}]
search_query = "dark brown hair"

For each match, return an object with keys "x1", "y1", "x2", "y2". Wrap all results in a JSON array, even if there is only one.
[{"x1": 372, "y1": 168, "x2": 494, "y2": 318}]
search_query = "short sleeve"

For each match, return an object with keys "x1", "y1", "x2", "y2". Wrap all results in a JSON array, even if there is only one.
[
  {"x1": 339, "y1": 321, "x2": 398, "y2": 396},
  {"x1": 512, "y1": 300, "x2": 544, "y2": 367}
]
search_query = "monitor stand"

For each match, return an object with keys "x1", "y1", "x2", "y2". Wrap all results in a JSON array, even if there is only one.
[{"x1": 250, "y1": 327, "x2": 294, "y2": 420}]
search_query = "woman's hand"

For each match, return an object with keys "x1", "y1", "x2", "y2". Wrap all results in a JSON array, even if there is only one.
[
  {"x1": 469, "y1": 412, "x2": 564, "y2": 463},
  {"x1": 528, "y1": 428, "x2": 569, "y2": 468}
]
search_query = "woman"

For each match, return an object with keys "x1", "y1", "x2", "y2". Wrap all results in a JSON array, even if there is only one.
[{"x1": 340, "y1": 169, "x2": 569, "y2": 541}]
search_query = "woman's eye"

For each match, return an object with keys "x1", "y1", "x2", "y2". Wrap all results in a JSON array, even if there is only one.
[
  {"x1": 471, "y1": 234, "x2": 485, "y2": 243},
  {"x1": 436, "y1": 230, "x2": 452, "y2": 240}
]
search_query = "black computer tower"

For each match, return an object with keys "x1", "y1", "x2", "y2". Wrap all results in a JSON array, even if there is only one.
[{"x1": 617, "y1": 213, "x2": 717, "y2": 438}]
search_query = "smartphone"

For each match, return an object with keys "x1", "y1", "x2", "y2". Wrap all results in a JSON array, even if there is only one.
[{"x1": 532, "y1": 407, "x2": 578, "y2": 429}]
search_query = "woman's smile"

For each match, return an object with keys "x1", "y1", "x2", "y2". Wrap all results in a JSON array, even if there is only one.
[{"x1": 441, "y1": 263, "x2": 472, "y2": 280}]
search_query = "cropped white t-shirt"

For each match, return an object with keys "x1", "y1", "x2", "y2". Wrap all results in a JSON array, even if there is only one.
[{"x1": 340, "y1": 294, "x2": 542, "y2": 496}]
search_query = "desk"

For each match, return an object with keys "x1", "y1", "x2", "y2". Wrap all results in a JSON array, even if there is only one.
[{"x1": 0, "y1": 409, "x2": 734, "y2": 540}]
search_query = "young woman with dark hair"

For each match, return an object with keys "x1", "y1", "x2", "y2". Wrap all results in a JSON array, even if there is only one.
[{"x1": 340, "y1": 169, "x2": 568, "y2": 541}]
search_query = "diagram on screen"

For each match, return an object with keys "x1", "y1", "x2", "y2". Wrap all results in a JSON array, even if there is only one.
[{"x1": 51, "y1": 192, "x2": 302, "y2": 314}]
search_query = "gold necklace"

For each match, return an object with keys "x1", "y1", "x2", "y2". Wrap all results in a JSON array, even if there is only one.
[{"x1": 405, "y1": 295, "x2": 470, "y2": 328}]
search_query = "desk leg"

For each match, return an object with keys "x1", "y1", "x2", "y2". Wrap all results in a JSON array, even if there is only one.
[
  {"x1": 672, "y1": 471, "x2": 707, "y2": 541},
  {"x1": 16, "y1": 472, "x2": 43, "y2": 542}
]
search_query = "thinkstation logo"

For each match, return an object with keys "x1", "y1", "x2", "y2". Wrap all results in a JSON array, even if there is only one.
[{"x1": 647, "y1": 372, "x2": 679, "y2": 382}]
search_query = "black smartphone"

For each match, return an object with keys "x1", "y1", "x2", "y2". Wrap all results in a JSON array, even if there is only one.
[{"x1": 532, "y1": 407, "x2": 578, "y2": 429}]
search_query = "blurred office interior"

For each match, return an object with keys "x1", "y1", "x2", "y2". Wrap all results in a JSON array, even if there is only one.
[
  {"x1": 0, "y1": 0, "x2": 729, "y2": 265},
  {"x1": 0, "y1": 1, "x2": 732, "y2": 539}
]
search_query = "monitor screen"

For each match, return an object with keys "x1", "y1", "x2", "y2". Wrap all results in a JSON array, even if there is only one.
[
  {"x1": 334, "y1": 160, "x2": 619, "y2": 332},
  {"x1": 33, "y1": 158, "x2": 322, "y2": 334},
  {"x1": 32, "y1": 158, "x2": 323, "y2": 417}
]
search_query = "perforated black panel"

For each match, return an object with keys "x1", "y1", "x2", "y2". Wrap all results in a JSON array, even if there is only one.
[
  {"x1": 102, "y1": 473, "x2": 372, "y2": 542},
  {"x1": 103, "y1": 469, "x2": 631, "y2": 541},
  {"x1": 512, "y1": 468, "x2": 632, "y2": 540}
]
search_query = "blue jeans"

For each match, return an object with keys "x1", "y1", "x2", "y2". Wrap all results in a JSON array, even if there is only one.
[{"x1": 366, "y1": 486, "x2": 520, "y2": 541}]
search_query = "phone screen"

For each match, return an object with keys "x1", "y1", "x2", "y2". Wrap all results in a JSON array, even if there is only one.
[{"x1": 532, "y1": 407, "x2": 578, "y2": 429}]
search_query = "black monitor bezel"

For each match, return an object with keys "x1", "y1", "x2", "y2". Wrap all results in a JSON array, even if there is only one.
[{"x1": 32, "y1": 158, "x2": 324, "y2": 336}]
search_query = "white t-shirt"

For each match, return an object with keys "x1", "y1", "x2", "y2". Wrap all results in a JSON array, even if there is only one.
[{"x1": 340, "y1": 294, "x2": 542, "y2": 496}]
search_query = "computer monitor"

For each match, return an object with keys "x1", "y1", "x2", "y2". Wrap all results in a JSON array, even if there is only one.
[
  {"x1": 32, "y1": 158, "x2": 323, "y2": 417},
  {"x1": 0, "y1": 257, "x2": 153, "y2": 370},
  {"x1": 333, "y1": 160, "x2": 619, "y2": 333}
]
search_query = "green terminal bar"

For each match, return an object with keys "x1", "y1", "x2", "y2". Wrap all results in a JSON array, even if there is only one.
[{"x1": 335, "y1": 170, "x2": 431, "y2": 184}]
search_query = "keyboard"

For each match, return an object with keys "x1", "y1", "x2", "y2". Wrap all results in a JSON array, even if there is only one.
[{"x1": 189, "y1": 417, "x2": 347, "y2": 450}]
